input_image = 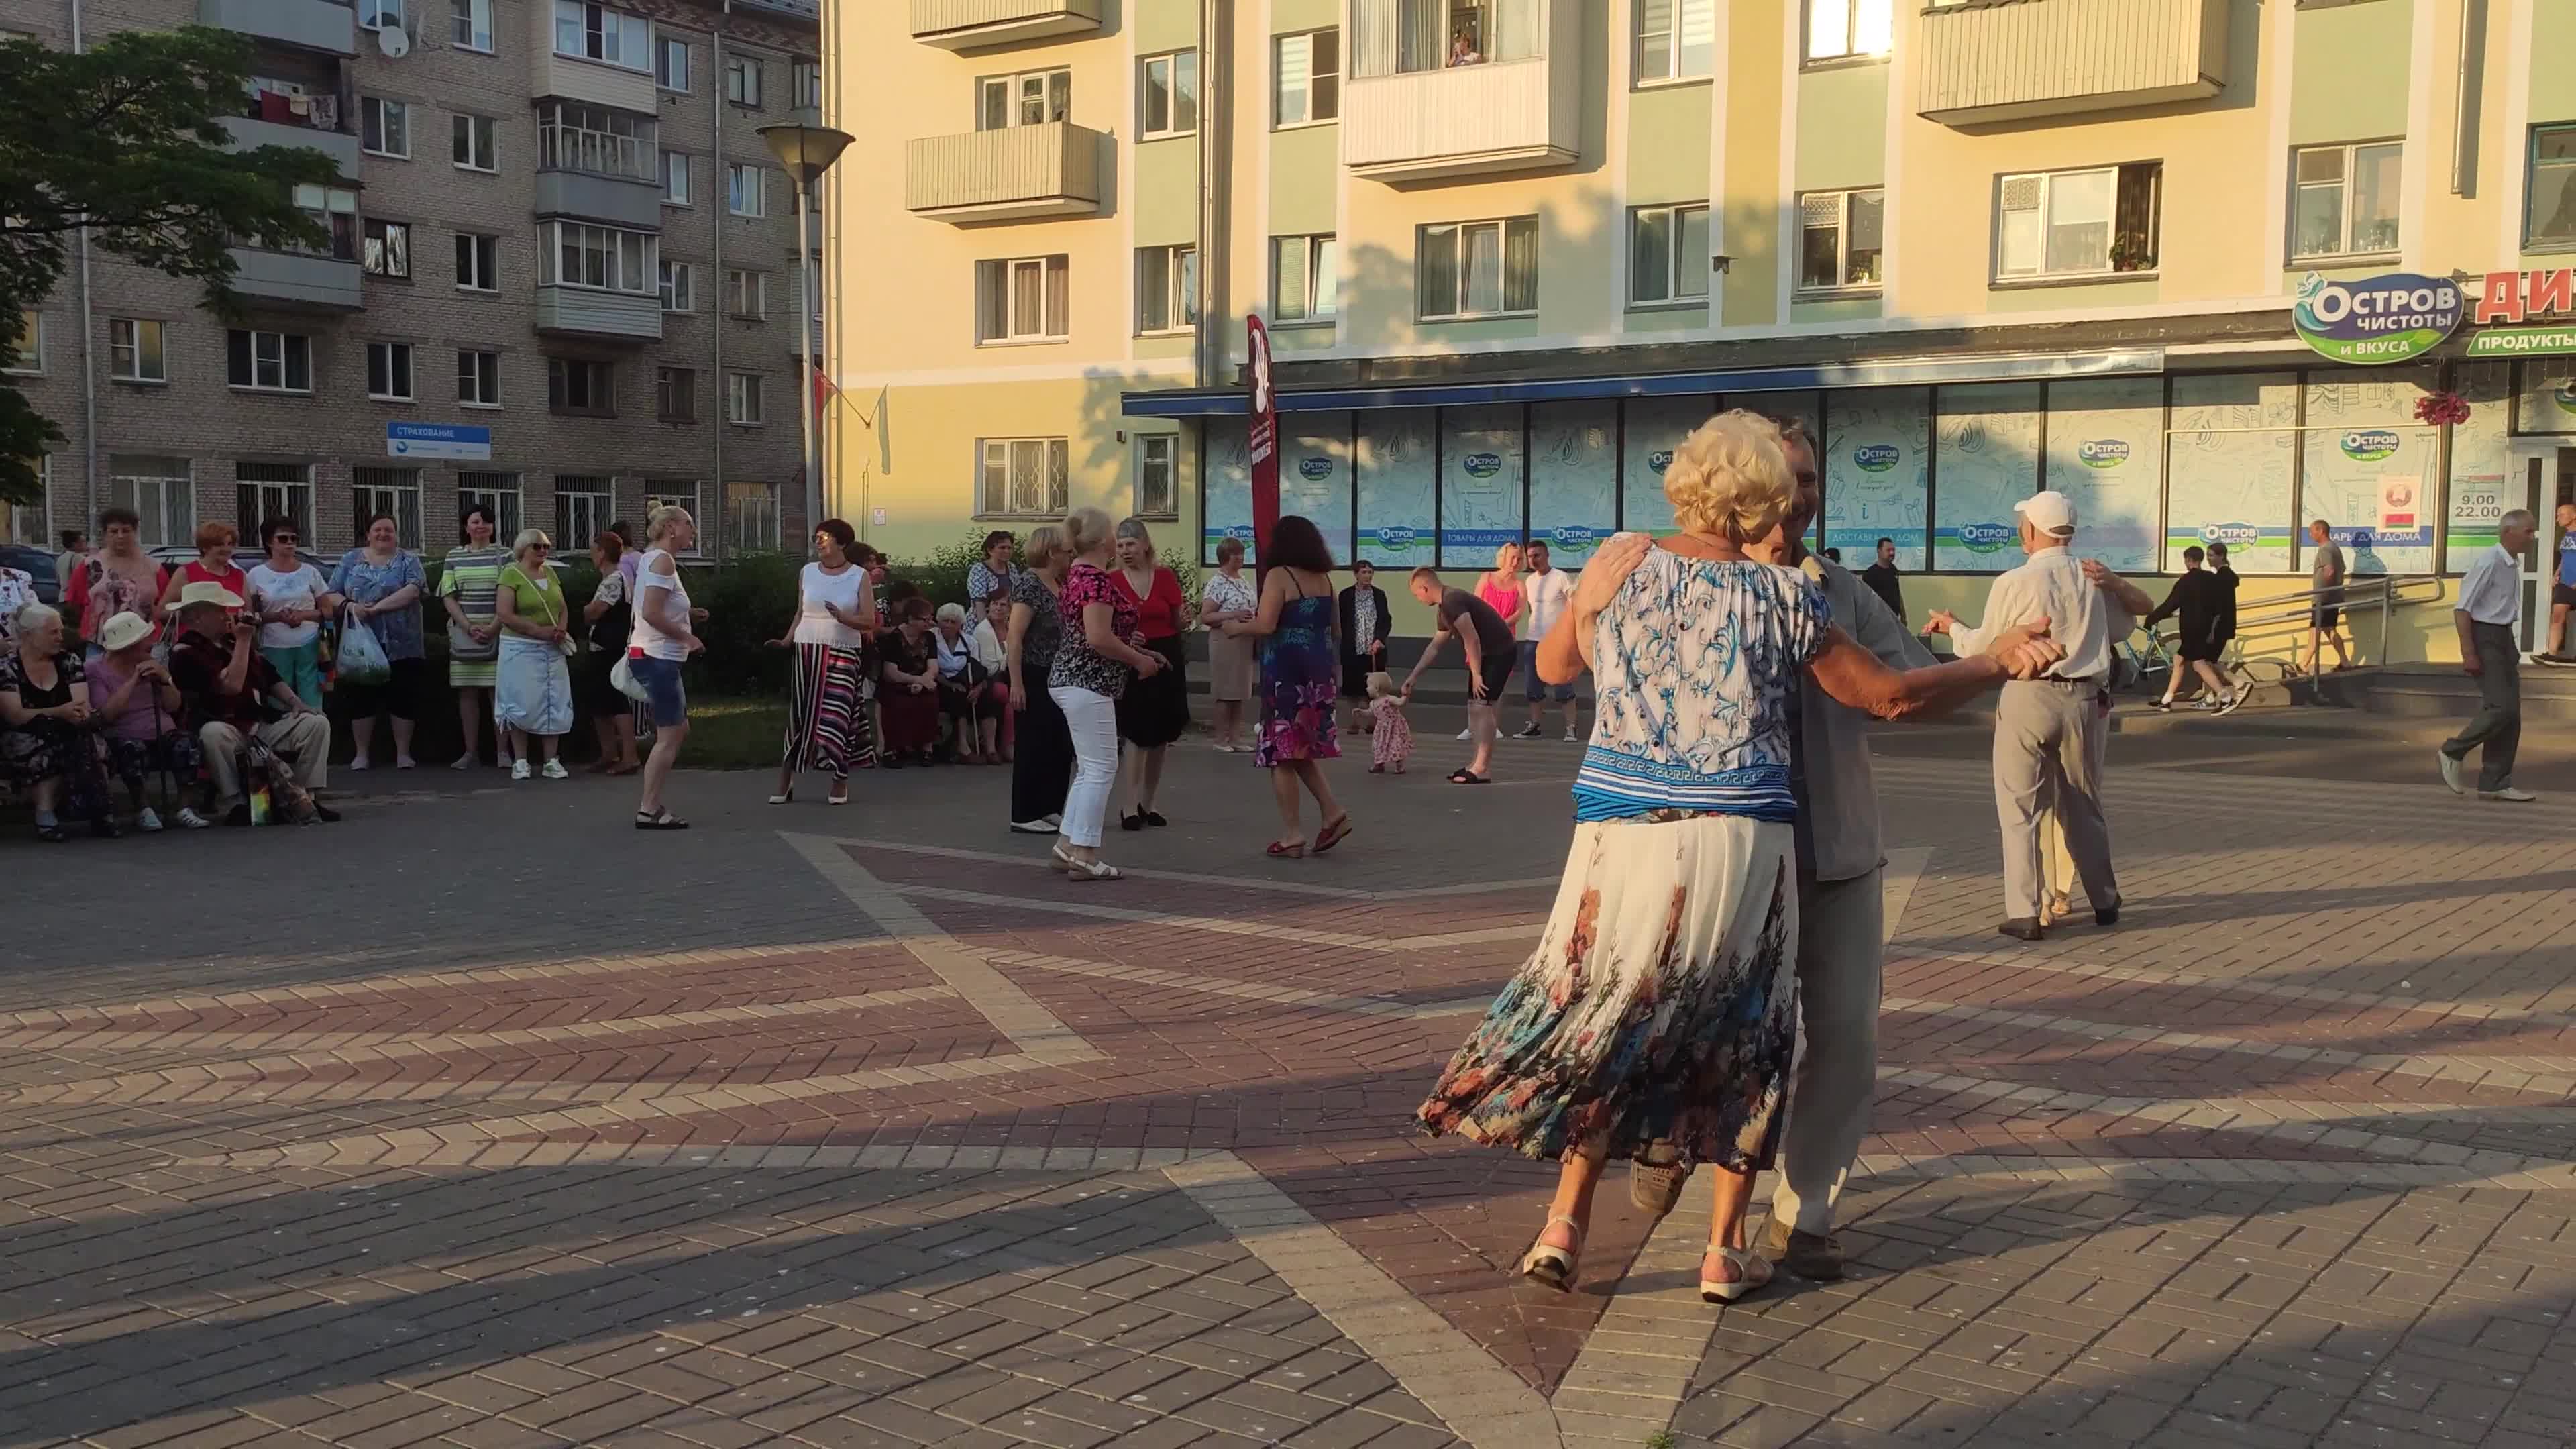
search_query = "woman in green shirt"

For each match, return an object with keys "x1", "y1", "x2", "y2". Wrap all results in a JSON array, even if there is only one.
[
  {"x1": 494, "y1": 529, "x2": 576, "y2": 780},
  {"x1": 439, "y1": 504, "x2": 507, "y2": 769}
]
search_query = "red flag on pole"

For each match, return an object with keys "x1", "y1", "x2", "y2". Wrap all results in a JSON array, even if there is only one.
[
  {"x1": 811, "y1": 366, "x2": 838, "y2": 419},
  {"x1": 1246, "y1": 315, "x2": 1279, "y2": 566}
]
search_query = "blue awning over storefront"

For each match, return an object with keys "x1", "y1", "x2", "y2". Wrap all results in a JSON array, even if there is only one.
[{"x1": 1121, "y1": 347, "x2": 2166, "y2": 417}]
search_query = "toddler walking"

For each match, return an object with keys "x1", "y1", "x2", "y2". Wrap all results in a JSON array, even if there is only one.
[{"x1": 1365, "y1": 671, "x2": 1412, "y2": 773}]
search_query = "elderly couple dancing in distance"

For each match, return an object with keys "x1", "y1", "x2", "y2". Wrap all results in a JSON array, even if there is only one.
[{"x1": 1416, "y1": 410, "x2": 2061, "y2": 1302}]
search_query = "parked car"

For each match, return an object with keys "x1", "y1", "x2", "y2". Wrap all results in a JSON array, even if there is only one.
[{"x1": 0, "y1": 544, "x2": 62, "y2": 606}]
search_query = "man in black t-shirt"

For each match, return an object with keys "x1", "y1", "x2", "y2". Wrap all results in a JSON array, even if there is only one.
[
  {"x1": 1401, "y1": 568, "x2": 1516, "y2": 783},
  {"x1": 1859, "y1": 537, "x2": 1907, "y2": 624}
]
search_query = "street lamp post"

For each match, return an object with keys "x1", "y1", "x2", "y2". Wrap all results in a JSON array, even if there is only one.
[{"x1": 757, "y1": 121, "x2": 854, "y2": 556}]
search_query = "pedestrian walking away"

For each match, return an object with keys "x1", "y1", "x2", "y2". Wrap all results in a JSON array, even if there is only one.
[
  {"x1": 1927, "y1": 489, "x2": 2153, "y2": 941},
  {"x1": 1222, "y1": 515, "x2": 1350, "y2": 858},
  {"x1": 2440, "y1": 508, "x2": 2538, "y2": 802},
  {"x1": 1402, "y1": 568, "x2": 1516, "y2": 783},
  {"x1": 1418, "y1": 410, "x2": 2058, "y2": 1305},
  {"x1": 1006, "y1": 525, "x2": 1074, "y2": 834},
  {"x1": 769, "y1": 518, "x2": 877, "y2": 804},
  {"x1": 1515, "y1": 539, "x2": 1582, "y2": 741},
  {"x1": 2537, "y1": 501, "x2": 2576, "y2": 667},
  {"x1": 2302, "y1": 519, "x2": 2356, "y2": 674},
  {"x1": 2143, "y1": 546, "x2": 2243, "y2": 714}
]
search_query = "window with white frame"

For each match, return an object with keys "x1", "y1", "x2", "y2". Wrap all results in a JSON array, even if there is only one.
[
  {"x1": 457, "y1": 348, "x2": 500, "y2": 407},
  {"x1": 1273, "y1": 30, "x2": 1338, "y2": 126},
  {"x1": 727, "y1": 162, "x2": 767, "y2": 217},
  {"x1": 227, "y1": 329, "x2": 311, "y2": 392},
  {"x1": 792, "y1": 60, "x2": 820, "y2": 109},
  {"x1": 1796, "y1": 187, "x2": 1884, "y2": 292},
  {"x1": 724, "y1": 482, "x2": 779, "y2": 554},
  {"x1": 661, "y1": 149, "x2": 692, "y2": 205},
  {"x1": 1629, "y1": 203, "x2": 1711, "y2": 306},
  {"x1": 979, "y1": 438, "x2": 1069, "y2": 519},
  {"x1": 1350, "y1": 0, "x2": 1543, "y2": 76},
  {"x1": 1271, "y1": 234, "x2": 1339, "y2": 323},
  {"x1": 659, "y1": 259, "x2": 694, "y2": 313},
  {"x1": 975, "y1": 255, "x2": 1070, "y2": 343},
  {"x1": 553, "y1": 0, "x2": 650, "y2": 70},
  {"x1": 354, "y1": 466, "x2": 423, "y2": 549},
  {"x1": 359, "y1": 0, "x2": 403, "y2": 31},
  {"x1": 978, "y1": 68, "x2": 1070, "y2": 130},
  {"x1": 235, "y1": 462, "x2": 313, "y2": 544},
  {"x1": 726, "y1": 268, "x2": 768, "y2": 318},
  {"x1": 109, "y1": 318, "x2": 166, "y2": 382},
  {"x1": 726, "y1": 54, "x2": 762, "y2": 107},
  {"x1": 2291, "y1": 142, "x2": 2402, "y2": 260},
  {"x1": 655, "y1": 366, "x2": 696, "y2": 421},
  {"x1": 547, "y1": 357, "x2": 615, "y2": 416},
  {"x1": 2530, "y1": 125, "x2": 2576, "y2": 248},
  {"x1": 1637, "y1": 0, "x2": 1715, "y2": 81},
  {"x1": 644, "y1": 484, "x2": 700, "y2": 553},
  {"x1": 108, "y1": 459, "x2": 193, "y2": 549},
  {"x1": 1994, "y1": 162, "x2": 2161, "y2": 282},
  {"x1": 539, "y1": 99, "x2": 655, "y2": 180},
  {"x1": 289, "y1": 184, "x2": 358, "y2": 260},
  {"x1": 1805, "y1": 0, "x2": 1891, "y2": 62},
  {"x1": 539, "y1": 221, "x2": 657, "y2": 294},
  {"x1": 365, "y1": 341, "x2": 415, "y2": 400},
  {"x1": 456, "y1": 473, "x2": 524, "y2": 544},
  {"x1": 363, "y1": 218, "x2": 411, "y2": 278},
  {"x1": 4, "y1": 310, "x2": 40, "y2": 375},
  {"x1": 1136, "y1": 434, "x2": 1177, "y2": 518},
  {"x1": 1136, "y1": 244, "x2": 1197, "y2": 335},
  {"x1": 655, "y1": 35, "x2": 689, "y2": 90},
  {"x1": 726, "y1": 372, "x2": 764, "y2": 425},
  {"x1": 1417, "y1": 215, "x2": 1538, "y2": 320},
  {"x1": 450, "y1": 0, "x2": 494, "y2": 52},
  {"x1": 1140, "y1": 50, "x2": 1199, "y2": 138},
  {"x1": 455, "y1": 231, "x2": 500, "y2": 291},
  {"x1": 555, "y1": 478, "x2": 611, "y2": 551},
  {"x1": 452, "y1": 113, "x2": 497, "y2": 171},
  {"x1": 361, "y1": 96, "x2": 409, "y2": 157}
]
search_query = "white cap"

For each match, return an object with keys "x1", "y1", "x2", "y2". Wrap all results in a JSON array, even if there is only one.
[{"x1": 2014, "y1": 490, "x2": 2078, "y2": 537}]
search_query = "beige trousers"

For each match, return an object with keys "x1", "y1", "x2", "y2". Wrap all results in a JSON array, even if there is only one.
[{"x1": 199, "y1": 714, "x2": 330, "y2": 808}]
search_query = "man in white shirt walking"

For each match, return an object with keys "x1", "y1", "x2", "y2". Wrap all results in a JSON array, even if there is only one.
[
  {"x1": 1513, "y1": 539, "x2": 1581, "y2": 740},
  {"x1": 2440, "y1": 508, "x2": 2538, "y2": 802},
  {"x1": 1927, "y1": 490, "x2": 2153, "y2": 941}
]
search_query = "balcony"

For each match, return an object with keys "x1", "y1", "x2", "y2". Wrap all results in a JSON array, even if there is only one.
[
  {"x1": 535, "y1": 170, "x2": 665, "y2": 231},
  {"x1": 1340, "y1": 4, "x2": 1581, "y2": 184},
  {"x1": 1917, "y1": 0, "x2": 2229, "y2": 126},
  {"x1": 534, "y1": 284, "x2": 663, "y2": 342},
  {"x1": 199, "y1": 0, "x2": 354, "y2": 56},
  {"x1": 909, "y1": 0, "x2": 1102, "y2": 51},
  {"x1": 905, "y1": 123, "x2": 1104, "y2": 222},
  {"x1": 219, "y1": 113, "x2": 360, "y2": 180},
  {"x1": 227, "y1": 248, "x2": 362, "y2": 311},
  {"x1": 529, "y1": 3, "x2": 657, "y2": 113}
]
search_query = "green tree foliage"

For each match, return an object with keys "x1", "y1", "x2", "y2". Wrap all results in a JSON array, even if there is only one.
[{"x1": 0, "y1": 28, "x2": 344, "y2": 504}]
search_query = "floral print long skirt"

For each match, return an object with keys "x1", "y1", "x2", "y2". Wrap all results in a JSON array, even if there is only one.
[{"x1": 1417, "y1": 812, "x2": 1799, "y2": 1173}]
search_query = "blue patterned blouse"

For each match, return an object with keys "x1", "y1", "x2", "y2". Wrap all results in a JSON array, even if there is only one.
[{"x1": 329, "y1": 548, "x2": 429, "y2": 661}]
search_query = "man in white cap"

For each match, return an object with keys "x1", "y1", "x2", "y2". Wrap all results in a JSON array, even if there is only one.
[
  {"x1": 166, "y1": 580, "x2": 337, "y2": 824},
  {"x1": 1927, "y1": 490, "x2": 2152, "y2": 939}
]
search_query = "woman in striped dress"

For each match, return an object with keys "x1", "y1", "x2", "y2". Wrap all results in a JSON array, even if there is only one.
[
  {"x1": 437, "y1": 504, "x2": 509, "y2": 769},
  {"x1": 769, "y1": 518, "x2": 876, "y2": 804}
]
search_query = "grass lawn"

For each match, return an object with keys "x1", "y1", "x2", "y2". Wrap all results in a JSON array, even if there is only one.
[{"x1": 678, "y1": 696, "x2": 790, "y2": 769}]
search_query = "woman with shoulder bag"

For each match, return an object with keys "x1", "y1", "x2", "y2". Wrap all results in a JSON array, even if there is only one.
[
  {"x1": 492, "y1": 529, "x2": 574, "y2": 780},
  {"x1": 582, "y1": 532, "x2": 640, "y2": 775}
]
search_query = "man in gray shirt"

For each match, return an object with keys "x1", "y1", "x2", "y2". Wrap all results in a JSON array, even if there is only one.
[{"x1": 2304, "y1": 519, "x2": 2355, "y2": 674}]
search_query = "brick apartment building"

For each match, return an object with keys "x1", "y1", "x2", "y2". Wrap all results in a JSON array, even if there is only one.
[{"x1": 2, "y1": 0, "x2": 823, "y2": 561}]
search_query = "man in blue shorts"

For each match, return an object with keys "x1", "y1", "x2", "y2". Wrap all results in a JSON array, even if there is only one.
[
  {"x1": 1512, "y1": 540, "x2": 1582, "y2": 740},
  {"x1": 2538, "y1": 501, "x2": 2576, "y2": 667}
]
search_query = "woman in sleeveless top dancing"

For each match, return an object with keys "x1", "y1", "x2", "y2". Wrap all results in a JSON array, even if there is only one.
[{"x1": 1222, "y1": 515, "x2": 1350, "y2": 857}]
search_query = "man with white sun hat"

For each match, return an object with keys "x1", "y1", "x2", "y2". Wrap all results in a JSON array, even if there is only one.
[{"x1": 1926, "y1": 490, "x2": 2153, "y2": 941}]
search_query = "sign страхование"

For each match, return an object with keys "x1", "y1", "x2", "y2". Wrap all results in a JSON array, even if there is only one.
[{"x1": 386, "y1": 421, "x2": 492, "y2": 461}]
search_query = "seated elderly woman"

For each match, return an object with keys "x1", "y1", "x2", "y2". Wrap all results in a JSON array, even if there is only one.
[
  {"x1": 1, "y1": 602, "x2": 116, "y2": 841},
  {"x1": 932, "y1": 602, "x2": 1008, "y2": 764},
  {"x1": 166, "y1": 580, "x2": 337, "y2": 825},
  {"x1": 81, "y1": 611, "x2": 210, "y2": 830},
  {"x1": 875, "y1": 597, "x2": 942, "y2": 767}
]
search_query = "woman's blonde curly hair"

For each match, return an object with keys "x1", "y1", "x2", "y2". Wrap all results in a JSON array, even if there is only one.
[{"x1": 1664, "y1": 409, "x2": 1794, "y2": 545}]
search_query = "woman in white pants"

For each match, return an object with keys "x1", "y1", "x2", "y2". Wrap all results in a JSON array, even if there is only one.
[{"x1": 1046, "y1": 507, "x2": 1165, "y2": 880}]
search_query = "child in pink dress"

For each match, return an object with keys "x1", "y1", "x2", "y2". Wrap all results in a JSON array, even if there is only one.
[{"x1": 1366, "y1": 671, "x2": 1412, "y2": 773}]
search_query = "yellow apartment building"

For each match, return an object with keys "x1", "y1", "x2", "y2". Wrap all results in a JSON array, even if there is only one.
[{"x1": 822, "y1": 0, "x2": 2576, "y2": 661}]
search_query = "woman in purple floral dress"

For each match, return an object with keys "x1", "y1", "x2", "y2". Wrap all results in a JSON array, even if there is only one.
[{"x1": 1224, "y1": 515, "x2": 1350, "y2": 857}]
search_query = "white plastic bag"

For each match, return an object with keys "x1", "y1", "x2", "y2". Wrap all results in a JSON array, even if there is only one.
[
  {"x1": 610, "y1": 654, "x2": 652, "y2": 702},
  {"x1": 337, "y1": 614, "x2": 391, "y2": 687}
]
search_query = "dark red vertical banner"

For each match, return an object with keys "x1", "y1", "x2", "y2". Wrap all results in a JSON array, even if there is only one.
[{"x1": 1246, "y1": 315, "x2": 1280, "y2": 566}]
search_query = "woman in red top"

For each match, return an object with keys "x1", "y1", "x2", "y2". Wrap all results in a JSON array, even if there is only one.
[
  {"x1": 1108, "y1": 516, "x2": 1189, "y2": 829},
  {"x1": 156, "y1": 520, "x2": 250, "y2": 621},
  {"x1": 66, "y1": 506, "x2": 171, "y2": 655}
]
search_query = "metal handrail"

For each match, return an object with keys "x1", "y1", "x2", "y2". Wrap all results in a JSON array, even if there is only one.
[{"x1": 2141, "y1": 573, "x2": 2451, "y2": 682}]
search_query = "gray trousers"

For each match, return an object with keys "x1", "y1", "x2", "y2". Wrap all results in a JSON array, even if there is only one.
[
  {"x1": 1770, "y1": 866, "x2": 1882, "y2": 1236},
  {"x1": 1994, "y1": 680, "x2": 2118, "y2": 922},
  {"x1": 2443, "y1": 622, "x2": 2521, "y2": 792}
]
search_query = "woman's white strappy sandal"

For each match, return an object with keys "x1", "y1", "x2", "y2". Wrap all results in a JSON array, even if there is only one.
[{"x1": 1518, "y1": 1214, "x2": 1583, "y2": 1292}]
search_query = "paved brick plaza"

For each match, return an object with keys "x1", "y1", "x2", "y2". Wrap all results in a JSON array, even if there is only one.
[{"x1": 4, "y1": 722, "x2": 2573, "y2": 1449}]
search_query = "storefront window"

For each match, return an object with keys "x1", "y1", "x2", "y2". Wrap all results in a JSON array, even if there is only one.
[
  {"x1": 1281, "y1": 413, "x2": 1355, "y2": 564},
  {"x1": 1202, "y1": 417, "x2": 1252, "y2": 565},
  {"x1": 1527, "y1": 400, "x2": 1617, "y2": 566},
  {"x1": 2043, "y1": 376, "x2": 2162, "y2": 572},
  {"x1": 2167, "y1": 373, "x2": 2299, "y2": 574},
  {"x1": 1620, "y1": 395, "x2": 1708, "y2": 536},
  {"x1": 1438, "y1": 405, "x2": 1523, "y2": 566},
  {"x1": 1931, "y1": 382, "x2": 2041, "y2": 574},
  {"x1": 2514, "y1": 361, "x2": 2576, "y2": 435},
  {"x1": 1356, "y1": 411, "x2": 1436, "y2": 565},
  {"x1": 1822, "y1": 386, "x2": 1928, "y2": 570},
  {"x1": 2299, "y1": 368, "x2": 2437, "y2": 576},
  {"x1": 2445, "y1": 362, "x2": 2515, "y2": 568}
]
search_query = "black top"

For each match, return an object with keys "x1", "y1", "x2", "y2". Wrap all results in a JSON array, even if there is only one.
[
  {"x1": 1437, "y1": 588, "x2": 1513, "y2": 659},
  {"x1": 1336, "y1": 584, "x2": 1390, "y2": 655},
  {"x1": 0, "y1": 650, "x2": 80, "y2": 710},
  {"x1": 1858, "y1": 561, "x2": 1905, "y2": 621},
  {"x1": 2146, "y1": 568, "x2": 2235, "y2": 649}
]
